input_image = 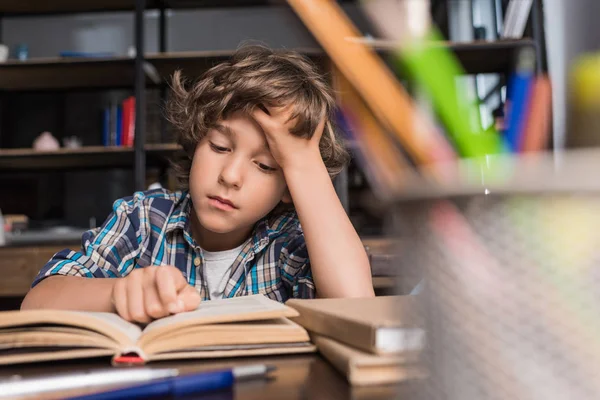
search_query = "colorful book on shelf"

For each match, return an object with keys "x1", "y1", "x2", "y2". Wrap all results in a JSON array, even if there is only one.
[
  {"x1": 0, "y1": 295, "x2": 314, "y2": 366},
  {"x1": 102, "y1": 96, "x2": 136, "y2": 147},
  {"x1": 121, "y1": 96, "x2": 136, "y2": 147}
]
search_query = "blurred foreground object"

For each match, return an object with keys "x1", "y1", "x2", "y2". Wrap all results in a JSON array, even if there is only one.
[
  {"x1": 285, "y1": 0, "x2": 456, "y2": 167},
  {"x1": 567, "y1": 53, "x2": 600, "y2": 148},
  {"x1": 392, "y1": 150, "x2": 600, "y2": 399}
]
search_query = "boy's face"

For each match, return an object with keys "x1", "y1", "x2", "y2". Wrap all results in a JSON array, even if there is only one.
[{"x1": 188, "y1": 111, "x2": 291, "y2": 251}]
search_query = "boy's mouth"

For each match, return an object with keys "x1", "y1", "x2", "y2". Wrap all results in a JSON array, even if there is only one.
[{"x1": 208, "y1": 196, "x2": 238, "y2": 210}]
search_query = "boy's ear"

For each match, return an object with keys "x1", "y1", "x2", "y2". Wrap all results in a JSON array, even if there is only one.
[{"x1": 281, "y1": 188, "x2": 293, "y2": 204}]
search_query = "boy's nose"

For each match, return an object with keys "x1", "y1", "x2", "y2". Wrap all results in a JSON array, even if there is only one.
[{"x1": 218, "y1": 158, "x2": 244, "y2": 189}]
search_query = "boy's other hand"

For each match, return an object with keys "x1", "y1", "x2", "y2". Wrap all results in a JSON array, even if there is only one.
[
  {"x1": 252, "y1": 104, "x2": 325, "y2": 171},
  {"x1": 111, "y1": 265, "x2": 201, "y2": 323}
]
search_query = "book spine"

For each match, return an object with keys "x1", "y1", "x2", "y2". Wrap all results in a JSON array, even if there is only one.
[
  {"x1": 102, "y1": 107, "x2": 110, "y2": 147},
  {"x1": 121, "y1": 97, "x2": 132, "y2": 147},
  {"x1": 116, "y1": 105, "x2": 123, "y2": 146},
  {"x1": 110, "y1": 102, "x2": 117, "y2": 147},
  {"x1": 128, "y1": 96, "x2": 136, "y2": 147},
  {"x1": 121, "y1": 98, "x2": 129, "y2": 147}
]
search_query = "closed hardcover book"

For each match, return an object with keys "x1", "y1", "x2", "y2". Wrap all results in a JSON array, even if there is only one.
[
  {"x1": 312, "y1": 333, "x2": 426, "y2": 386},
  {"x1": 286, "y1": 296, "x2": 424, "y2": 355}
]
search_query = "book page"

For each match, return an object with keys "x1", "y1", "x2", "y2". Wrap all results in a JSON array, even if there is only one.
[
  {"x1": 161, "y1": 342, "x2": 313, "y2": 353},
  {"x1": 0, "y1": 309, "x2": 142, "y2": 347},
  {"x1": 142, "y1": 295, "x2": 298, "y2": 337},
  {"x1": 80, "y1": 312, "x2": 143, "y2": 344}
]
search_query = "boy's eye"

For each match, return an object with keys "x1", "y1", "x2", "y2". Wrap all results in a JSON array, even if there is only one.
[
  {"x1": 209, "y1": 143, "x2": 229, "y2": 153},
  {"x1": 257, "y1": 162, "x2": 277, "y2": 172}
]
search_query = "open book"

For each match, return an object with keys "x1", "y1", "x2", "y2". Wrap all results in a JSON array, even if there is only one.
[{"x1": 0, "y1": 295, "x2": 314, "y2": 365}]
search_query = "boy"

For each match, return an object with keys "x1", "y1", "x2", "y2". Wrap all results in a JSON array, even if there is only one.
[{"x1": 21, "y1": 45, "x2": 375, "y2": 323}]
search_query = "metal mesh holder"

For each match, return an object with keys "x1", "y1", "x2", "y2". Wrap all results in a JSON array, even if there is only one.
[{"x1": 390, "y1": 192, "x2": 600, "y2": 400}]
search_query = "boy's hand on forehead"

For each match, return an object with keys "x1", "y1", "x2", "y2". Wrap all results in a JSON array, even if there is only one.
[
  {"x1": 111, "y1": 265, "x2": 201, "y2": 323},
  {"x1": 252, "y1": 103, "x2": 325, "y2": 171}
]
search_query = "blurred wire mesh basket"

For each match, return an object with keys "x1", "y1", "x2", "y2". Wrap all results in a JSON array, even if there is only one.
[{"x1": 389, "y1": 149, "x2": 600, "y2": 400}]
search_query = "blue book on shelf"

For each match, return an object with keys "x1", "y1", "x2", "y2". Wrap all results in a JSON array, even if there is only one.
[
  {"x1": 102, "y1": 107, "x2": 110, "y2": 146},
  {"x1": 115, "y1": 106, "x2": 123, "y2": 146}
]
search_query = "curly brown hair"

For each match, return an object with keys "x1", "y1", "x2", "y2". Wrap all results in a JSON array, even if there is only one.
[{"x1": 166, "y1": 44, "x2": 349, "y2": 189}]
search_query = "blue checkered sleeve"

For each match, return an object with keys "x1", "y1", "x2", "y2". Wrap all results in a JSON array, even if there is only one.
[
  {"x1": 31, "y1": 197, "x2": 141, "y2": 288},
  {"x1": 279, "y1": 232, "x2": 315, "y2": 299}
]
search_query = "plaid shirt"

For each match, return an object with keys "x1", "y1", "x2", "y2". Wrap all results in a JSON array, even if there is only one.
[{"x1": 32, "y1": 189, "x2": 315, "y2": 302}]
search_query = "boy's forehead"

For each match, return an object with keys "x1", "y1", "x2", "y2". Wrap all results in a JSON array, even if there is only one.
[
  {"x1": 215, "y1": 112, "x2": 265, "y2": 137},
  {"x1": 212, "y1": 115, "x2": 270, "y2": 150}
]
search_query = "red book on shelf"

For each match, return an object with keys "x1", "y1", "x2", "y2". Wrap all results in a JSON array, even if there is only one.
[{"x1": 121, "y1": 96, "x2": 136, "y2": 147}]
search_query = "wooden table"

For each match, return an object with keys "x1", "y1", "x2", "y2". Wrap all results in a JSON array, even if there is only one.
[{"x1": 0, "y1": 354, "x2": 419, "y2": 400}]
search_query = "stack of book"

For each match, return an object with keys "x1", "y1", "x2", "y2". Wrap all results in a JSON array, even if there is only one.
[{"x1": 286, "y1": 296, "x2": 427, "y2": 386}]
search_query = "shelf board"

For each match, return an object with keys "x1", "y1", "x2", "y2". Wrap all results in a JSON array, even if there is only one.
[
  {"x1": 352, "y1": 38, "x2": 537, "y2": 74},
  {"x1": 0, "y1": 40, "x2": 532, "y2": 90},
  {"x1": 447, "y1": 39, "x2": 536, "y2": 74},
  {"x1": 0, "y1": 143, "x2": 181, "y2": 171}
]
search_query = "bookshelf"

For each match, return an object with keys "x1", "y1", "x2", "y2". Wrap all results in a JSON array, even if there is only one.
[{"x1": 0, "y1": 1, "x2": 543, "y2": 230}]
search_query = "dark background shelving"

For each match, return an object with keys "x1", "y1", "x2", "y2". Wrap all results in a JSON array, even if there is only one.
[{"x1": 0, "y1": 0, "x2": 547, "y2": 233}]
